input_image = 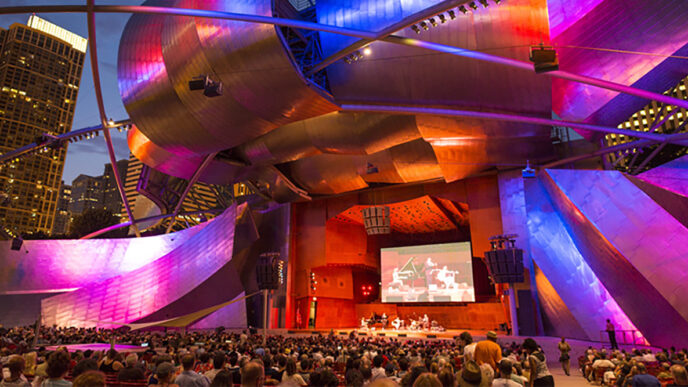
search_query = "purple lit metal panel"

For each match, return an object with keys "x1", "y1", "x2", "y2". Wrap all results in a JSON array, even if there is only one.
[
  {"x1": 0, "y1": 223, "x2": 206, "y2": 293},
  {"x1": 636, "y1": 155, "x2": 688, "y2": 198},
  {"x1": 321, "y1": 0, "x2": 552, "y2": 117},
  {"x1": 543, "y1": 169, "x2": 688, "y2": 347},
  {"x1": 546, "y1": 0, "x2": 605, "y2": 39},
  {"x1": 523, "y1": 175, "x2": 640, "y2": 342},
  {"x1": 188, "y1": 292, "x2": 247, "y2": 329},
  {"x1": 552, "y1": 0, "x2": 688, "y2": 124},
  {"x1": 41, "y1": 205, "x2": 238, "y2": 327}
]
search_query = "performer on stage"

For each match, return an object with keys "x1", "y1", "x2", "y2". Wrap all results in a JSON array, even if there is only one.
[
  {"x1": 381, "y1": 313, "x2": 388, "y2": 328},
  {"x1": 422, "y1": 314, "x2": 430, "y2": 331},
  {"x1": 391, "y1": 317, "x2": 402, "y2": 330}
]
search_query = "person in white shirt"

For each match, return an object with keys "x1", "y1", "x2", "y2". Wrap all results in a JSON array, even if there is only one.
[
  {"x1": 459, "y1": 332, "x2": 477, "y2": 362},
  {"x1": 493, "y1": 360, "x2": 522, "y2": 387}
]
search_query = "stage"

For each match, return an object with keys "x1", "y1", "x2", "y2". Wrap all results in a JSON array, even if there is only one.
[{"x1": 283, "y1": 328, "x2": 504, "y2": 341}]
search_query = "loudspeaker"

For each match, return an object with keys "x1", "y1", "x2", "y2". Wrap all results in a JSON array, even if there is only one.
[
  {"x1": 484, "y1": 248, "x2": 524, "y2": 284},
  {"x1": 339, "y1": 332, "x2": 347, "y2": 335},
  {"x1": 10, "y1": 237, "x2": 22, "y2": 251},
  {"x1": 358, "y1": 332, "x2": 367, "y2": 336},
  {"x1": 287, "y1": 330, "x2": 297, "y2": 334},
  {"x1": 398, "y1": 333, "x2": 407, "y2": 337},
  {"x1": 188, "y1": 76, "x2": 207, "y2": 90},
  {"x1": 256, "y1": 254, "x2": 281, "y2": 290},
  {"x1": 378, "y1": 333, "x2": 386, "y2": 336},
  {"x1": 427, "y1": 334, "x2": 437, "y2": 339},
  {"x1": 311, "y1": 331, "x2": 319, "y2": 335},
  {"x1": 529, "y1": 46, "x2": 559, "y2": 73}
]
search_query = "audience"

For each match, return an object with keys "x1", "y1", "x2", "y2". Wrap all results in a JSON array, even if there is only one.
[{"x1": 1, "y1": 324, "x2": 688, "y2": 387}]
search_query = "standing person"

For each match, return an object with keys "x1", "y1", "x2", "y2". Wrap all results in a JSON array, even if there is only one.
[
  {"x1": 557, "y1": 338, "x2": 571, "y2": 376},
  {"x1": 606, "y1": 319, "x2": 618, "y2": 350},
  {"x1": 474, "y1": 331, "x2": 502, "y2": 371},
  {"x1": 523, "y1": 338, "x2": 554, "y2": 387},
  {"x1": 175, "y1": 354, "x2": 210, "y2": 387}
]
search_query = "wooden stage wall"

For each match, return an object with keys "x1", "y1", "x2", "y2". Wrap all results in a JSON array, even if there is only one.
[{"x1": 355, "y1": 302, "x2": 505, "y2": 331}]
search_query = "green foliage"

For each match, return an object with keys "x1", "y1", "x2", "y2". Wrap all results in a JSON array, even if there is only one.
[{"x1": 69, "y1": 208, "x2": 127, "y2": 238}]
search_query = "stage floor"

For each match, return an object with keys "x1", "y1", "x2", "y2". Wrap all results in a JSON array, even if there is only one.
[{"x1": 283, "y1": 328, "x2": 497, "y2": 340}]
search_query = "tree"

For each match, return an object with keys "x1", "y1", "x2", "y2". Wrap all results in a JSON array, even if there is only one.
[{"x1": 69, "y1": 208, "x2": 127, "y2": 238}]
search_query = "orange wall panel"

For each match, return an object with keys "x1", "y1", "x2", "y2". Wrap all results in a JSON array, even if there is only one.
[
  {"x1": 325, "y1": 220, "x2": 375, "y2": 267},
  {"x1": 312, "y1": 266, "x2": 353, "y2": 300},
  {"x1": 314, "y1": 297, "x2": 357, "y2": 328}
]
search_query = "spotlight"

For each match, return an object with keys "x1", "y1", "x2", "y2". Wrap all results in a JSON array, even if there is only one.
[
  {"x1": 458, "y1": 5, "x2": 468, "y2": 14},
  {"x1": 411, "y1": 24, "x2": 421, "y2": 34},
  {"x1": 529, "y1": 45, "x2": 559, "y2": 73},
  {"x1": 420, "y1": 21, "x2": 429, "y2": 30},
  {"x1": 494, "y1": 0, "x2": 501, "y2": 3},
  {"x1": 344, "y1": 57, "x2": 352, "y2": 64},
  {"x1": 479, "y1": 0, "x2": 489, "y2": 7},
  {"x1": 469, "y1": 2, "x2": 478, "y2": 10},
  {"x1": 354, "y1": 51, "x2": 363, "y2": 60},
  {"x1": 438, "y1": 14, "x2": 447, "y2": 23},
  {"x1": 362, "y1": 47, "x2": 372, "y2": 56},
  {"x1": 448, "y1": 10, "x2": 456, "y2": 19},
  {"x1": 429, "y1": 18, "x2": 437, "y2": 27}
]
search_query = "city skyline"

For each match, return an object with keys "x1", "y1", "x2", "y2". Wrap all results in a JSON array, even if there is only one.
[{"x1": 0, "y1": 1, "x2": 142, "y2": 184}]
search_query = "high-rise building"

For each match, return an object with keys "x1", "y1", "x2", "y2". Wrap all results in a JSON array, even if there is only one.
[
  {"x1": 121, "y1": 153, "x2": 220, "y2": 230},
  {"x1": 68, "y1": 174, "x2": 102, "y2": 215},
  {"x1": 51, "y1": 181, "x2": 71, "y2": 235},
  {"x1": 102, "y1": 159, "x2": 128, "y2": 216},
  {"x1": 0, "y1": 16, "x2": 86, "y2": 236}
]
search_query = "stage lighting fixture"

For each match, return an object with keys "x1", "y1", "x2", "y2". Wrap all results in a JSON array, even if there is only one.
[
  {"x1": 458, "y1": 5, "x2": 468, "y2": 13},
  {"x1": 363, "y1": 47, "x2": 372, "y2": 56},
  {"x1": 411, "y1": 24, "x2": 421, "y2": 34},
  {"x1": 448, "y1": 10, "x2": 457, "y2": 19},
  {"x1": 494, "y1": 0, "x2": 501, "y2": 3},
  {"x1": 344, "y1": 57, "x2": 352, "y2": 64},
  {"x1": 529, "y1": 45, "x2": 559, "y2": 73},
  {"x1": 469, "y1": 2, "x2": 478, "y2": 10},
  {"x1": 522, "y1": 160, "x2": 536, "y2": 178},
  {"x1": 429, "y1": 18, "x2": 438, "y2": 27},
  {"x1": 420, "y1": 21, "x2": 429, "y2": 30},
  {"x1": 438, "y1": 14, "x2": 447, "y2": 23},
  {"x1": 479, "y1": 0, "x2": 489, "y2": 7}
]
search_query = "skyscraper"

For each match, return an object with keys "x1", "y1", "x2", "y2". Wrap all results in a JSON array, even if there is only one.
[
  {"x1": 0, "y1": 16, "x2": 86, "y2": 236},
  {"x1": 51, "y1": 181, "x2": 71, "y2": 235},
  {"x1": 102, "y1": 159, "x2": 128, "y2": 216}
]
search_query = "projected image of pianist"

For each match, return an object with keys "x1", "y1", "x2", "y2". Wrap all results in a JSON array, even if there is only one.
[
  {"x1": 423, "y1": 257, "x2": 437, "y2": 287},
  {"x1": 390, "y1": 267, "x2": 405, "y2": 289}
]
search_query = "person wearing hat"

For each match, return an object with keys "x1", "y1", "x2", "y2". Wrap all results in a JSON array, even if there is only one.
[
  {"x1": 474, "y1": 331, "x2": 502, "y2": 371},
  {"x1": 457, "y1": 360, "x2": 490, "y2": 387}
]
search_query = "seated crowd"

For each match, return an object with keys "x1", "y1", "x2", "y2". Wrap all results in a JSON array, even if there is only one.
[
  {"x1": 0, "y1": 325, "x2": 561, "y2": 386},
  {"x1": 578, "y1": 346, "x2": 688, "y2": 387}
]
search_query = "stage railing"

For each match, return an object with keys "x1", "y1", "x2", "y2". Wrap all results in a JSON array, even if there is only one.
[{"x1": 599, "y1": 330, "x2": 643, "y2": 346}]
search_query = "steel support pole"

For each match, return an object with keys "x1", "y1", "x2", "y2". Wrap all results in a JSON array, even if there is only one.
[
  {"x1": 263, "y1": 289, "x2": 269, "y2": 347},
  {"x1": 1, "y1": 5, "x2": 687, "y2": 110},
  {"x1": 86, "y1": 0, "x2": 140, "y2": 237},
  {"x1": 507, "y1": 285, "x2": 519, "y2": 336},
  {"x1": 340, "y1": 104, "x2": 680, "y2": 144},
  {"x1": 165, "y1": 152, "x2": 218, "y2": 234}
]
